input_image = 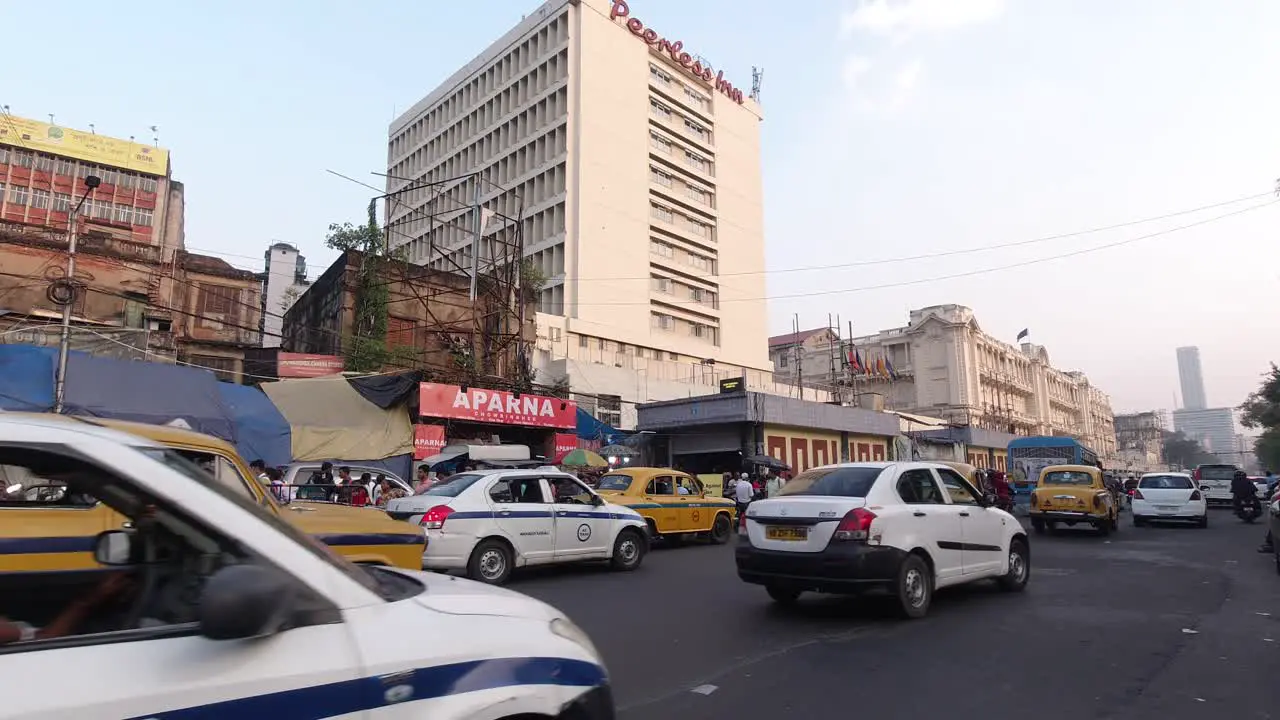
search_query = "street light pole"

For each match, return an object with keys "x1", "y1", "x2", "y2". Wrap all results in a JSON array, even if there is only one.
[{"x1": 53, "y1": 175, "x2": 101, "y2": 414}]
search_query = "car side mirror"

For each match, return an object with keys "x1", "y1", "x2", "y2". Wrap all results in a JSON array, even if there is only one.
[
  {"x1": 591, "y1": 494, "x2": 605, "y2": 507},
  {"x1": 93, "y1": 530, "x2": 133, "y2": 566},
  {"x1": 982, "y1": 493, "x2": 998, "y2": 508},
  {"x1": 199, "y1": 565, "x2": 296, "y2": 641}
]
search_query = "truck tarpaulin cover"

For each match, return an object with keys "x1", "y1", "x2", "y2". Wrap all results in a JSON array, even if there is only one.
[
  {"x1": 261, "y1": 376, "x2": 414, "y2": 462},
  {"x1": 0, "y1": 345, "x2": 59, "y2": 410},
  {"x1": 216, "y1": 383, "x2": 292, "y2": 468},
  {"x1": 62, "y1": 354, "x2": 235, "y2": 441}
]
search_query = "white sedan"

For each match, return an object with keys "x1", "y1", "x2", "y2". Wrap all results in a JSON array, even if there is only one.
[
  {"x1": 1132, "y1": 472, "x2": 1208, "y2": 527},
  {"x1": 386, "y1": 469, "x2": 650, "y2": 585},
  {"x1": 735, "y1": 462, "x2": 1030, "y2": 618}
]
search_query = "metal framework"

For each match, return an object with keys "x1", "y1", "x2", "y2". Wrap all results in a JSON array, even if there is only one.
[{"x1": 375, "y1": 171, "x2": 531, "y2": 388}]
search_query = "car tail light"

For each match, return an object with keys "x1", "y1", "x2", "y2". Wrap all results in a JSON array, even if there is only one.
[
  {"x1": 1133, "y1": 489, "x2": 1145, "y2": 500},
  {"x1": 419, "y1": 504, "x2": 454, "y2": 530},
  {"x1": 1192, "y1": 468, "x2": 1201, "y2": 481},
  {"x1": 833, "y1": 508, "x2": 876, "y2": 541},
  {"x1": 1190, "y1": 490, "x2": 1201, "y2": 501}
]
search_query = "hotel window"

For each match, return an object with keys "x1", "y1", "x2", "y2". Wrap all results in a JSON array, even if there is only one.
[
  {"x1": 685, "y1": 151, "x2": 709, "y2": 173},
  {"x1": 578, "y1": 334, "x2": 589, "y2": 348},
  {"x1": 650, "y1": 276, "x2": 671, "y2": 294},
  {"x1": 650, "y1": 204, "x2": 674, "y2": 223},
  {"x1": 34, "y1": 154, "x2": 54, "y2": 172},
  {"x1": 134, "y1": 207, "x2": 153, "y2": 227},
  {"x1": 115, "y1": 203, "x2": 134, "y2": 223},
  {"x1": 30, "y1": 188, "x2": 49, "y2": 210},
  {"x1": 650, "y1": 65, "x2": 672, "y2": 85},
  {"x1": 688, "y1": 220, "x2": 709, "y2": 238},
  {"x1": 652, "y1": 313, "x2": 673, "y2": 330},
  {"x1": 650, "y1": 167, "x2": 673, "y2": 187},
  {"x1": 689, "y1": 286, "x2": 703, "y2": 303},
  {"x1": 649, "y1": 99, "x2": 672, "y2": 120},
  {"x1": 650, "y1": 240, "x2": 674, "y2": 258},
  {"x1": 9, "y1": 185, "x2": 29, "y2": 206},
  {"x1": 52, "y1": 193, "x2": 70, "y2": 212},
  {"x1": 684, "y1": 87, "x2": 709, "y2": 110},
  {"x1": 686, "y1": 185, "x2": 709, "y2": 204},
  {"x1": 649, "y1": 132, "x2": 672, "y2": 154},
  {"x1": 54, "y1": 158, "x2": 75, "y2": 175},
  {"x1": 684, "y1": 120, "x2": 708, "y2": 141}
]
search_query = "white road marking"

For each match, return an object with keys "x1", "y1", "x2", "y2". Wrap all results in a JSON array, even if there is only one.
[{"x1": 690, "y1": 685, "x2": 719, "y2": 696}]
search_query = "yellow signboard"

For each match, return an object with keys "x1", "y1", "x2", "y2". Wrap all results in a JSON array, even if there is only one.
[{"x1": 0, "y1": 115, "x2": 169, "y2": 176}]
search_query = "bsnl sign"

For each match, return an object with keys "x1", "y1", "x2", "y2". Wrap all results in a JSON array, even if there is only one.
[{"x1": 610, "y1": 0, "x2": 746, "y2": 105}]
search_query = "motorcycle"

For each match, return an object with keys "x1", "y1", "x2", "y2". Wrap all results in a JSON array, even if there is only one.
[{"x1": 1235, "y1": 493, "x2": 1263, "y2": 523}]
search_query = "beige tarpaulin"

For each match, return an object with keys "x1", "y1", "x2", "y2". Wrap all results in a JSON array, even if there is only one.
[{"x1": 261, "y1": 377, "x2": 414, "y2": 461}]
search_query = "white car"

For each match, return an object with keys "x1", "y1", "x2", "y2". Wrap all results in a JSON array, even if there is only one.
[
  {"x1": 386, "y1": 469, "x2": 650, "y2": 585},
  {"x1": 735, "y1": 462, "x2": 1030, "y2": 618},
  {"x1": 1193, "y1": 464, "x2": 1239, "y2": 505},
  {"x1": 1132, "y1": 472, "x2": 1208, "y2": 527},
  {"x1": 0, "y1": 415, "x2": 613, "y2": 719}
]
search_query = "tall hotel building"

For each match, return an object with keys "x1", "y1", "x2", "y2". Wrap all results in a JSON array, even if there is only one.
[{"x1": 386, "y1": 0, "x2": 773, "y2": 424}]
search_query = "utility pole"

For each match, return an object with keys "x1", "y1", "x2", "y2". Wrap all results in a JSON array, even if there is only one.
[
  {"x1": 794, "y1": 313, "x2": 803, "y2": 401},
  {"x1": 53, "y1": 175, "x2": 102, "y2": 414}
]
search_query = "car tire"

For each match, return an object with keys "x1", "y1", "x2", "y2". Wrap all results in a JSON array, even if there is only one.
[
  {"x1": 1110, "y1": 513, "x2": 1120, "y2": 533},
  {"x1": 895, "y1": 554, "x2": 932, "y2": 619},
  {"x1": 766, "y1": 585, "x2": 801, "y2": 606},
  {"x1": 1197, "y1": 514, "x2": 1208, "y2": 529},
  {"x1": 467, "y1": 539, "x2": 513, "y2": 585},
  {"x1": 610, "y1": 528, "x2": 646, "y2": 571},
  {"x1": 709, "y1": 513, "x2": 733, "y2": 545},
  {"x1": 1031, "y1": 518, "x2": 1045, "y2": 534},
  {"x1": 1133, "y1": 516, "x2": 1146, "y2": 527},
  {"x1": 998, "y1": 539, "x2": 1030, "y2": 592},
  {"x1": 1096, "y1": 518, "x2": 1110, "y2": 537}
]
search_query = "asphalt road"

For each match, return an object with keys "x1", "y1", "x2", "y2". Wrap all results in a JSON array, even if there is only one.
[{"x1": 511, "y1": 511, "x2": 1279, "y2": 719}]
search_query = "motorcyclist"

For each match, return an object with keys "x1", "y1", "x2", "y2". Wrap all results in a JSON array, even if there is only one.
[{"x1": 1231, "y1": 469, "x2": 1259, "y2": 516}]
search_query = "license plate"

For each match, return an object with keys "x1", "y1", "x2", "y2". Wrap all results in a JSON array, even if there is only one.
[
  {"x1": 765, "y1": 526, "x2": 807, "y2": 541},
  {"x1": 1157, "y1": 505, "x2": 1178, "y2": 512}
]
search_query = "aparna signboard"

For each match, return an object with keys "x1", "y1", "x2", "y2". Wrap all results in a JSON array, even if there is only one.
[{"x1": 418, "y1": 383, "x2": 577, "y2": 429}]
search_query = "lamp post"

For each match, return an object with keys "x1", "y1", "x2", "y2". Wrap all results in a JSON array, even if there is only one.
[{"x1": 53, "y1": 174, "x2": 101, "y2": 414}]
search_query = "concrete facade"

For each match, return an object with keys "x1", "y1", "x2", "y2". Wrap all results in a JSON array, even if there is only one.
[
  {"x1": 1176, "y1": 346, "x2": 1208, "y2": 410},
  {"x1": 1172, "y1": 407, "x2": 1237, "y2": 462},
  {"x1": 386, "y1": 0, "x2": 771, "y2": 411},
  {"x1": 259, "y1": 242, "x2": 310, "y2": 348}
]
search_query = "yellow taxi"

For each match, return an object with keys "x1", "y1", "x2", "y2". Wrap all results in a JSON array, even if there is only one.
[
  {"x1": 594, "y1": 466, "x2": 737, "y2": 544},
  {"x1": 0, "y1": 414, "x2": 425, "y2": 571},
  {"x1": 1029, "y1": 464, "x2": 1119, "y2": 536}
]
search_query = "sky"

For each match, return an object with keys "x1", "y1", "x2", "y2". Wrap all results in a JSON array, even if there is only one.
[{"x1": 4, "y1": 0, "x2": 1278, "y2": 414}]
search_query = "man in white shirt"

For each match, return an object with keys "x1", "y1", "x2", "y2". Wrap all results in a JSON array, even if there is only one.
[{"x1": 735, "y1": 472, "x2": 755, "y2": 522}]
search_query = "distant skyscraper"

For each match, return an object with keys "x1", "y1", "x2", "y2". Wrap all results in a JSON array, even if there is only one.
[{"x1": 1176, "y1": 346, "x2": 1207, "y2": 410}]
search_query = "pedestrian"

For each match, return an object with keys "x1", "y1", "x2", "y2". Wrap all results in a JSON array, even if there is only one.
[
  {"x1": 267, "y1": 467, "x2": 288, "y2": 504},
  {"x1": 249, "y1": 459, "x2": 269, "y2": 486},
  {"x1": 334, "y1": 467, "x2": 354, "y2": 503},
  {"x1": 301, "y1": 461, "x2": 334, "y2": 501},
  {"x1": 735, "y1": 471, "x2": 754, "y2": 522},
  {"x1": 765, "y1": 472, "x2": 782, "y2": 498},
  {"x1": 414, "y1": 465, "x2": 432, "y2": 494}
]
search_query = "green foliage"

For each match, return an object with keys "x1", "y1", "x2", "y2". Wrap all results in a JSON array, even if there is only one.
[
  {"x1": 1252, "y1": 428, "x2": 1280, "y2": 473},
  {"x1": 1239, "y1": 363, "x2": 1280, "y2": 430},
  {"x1": 520, "y1": 259, "x2": 547, "y2": 302},
  {"x1": 1161, "y1": 430, "x2": 1217, "y2": 469},
  {"x1": 326, "y1": 201, "x2": 397, "y2": 373}
]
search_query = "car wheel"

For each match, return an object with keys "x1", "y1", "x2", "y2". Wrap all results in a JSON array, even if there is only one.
[
  {"x1": 1096, "y1": 518, "x2": 1111, "y2": 537},
  {"x1": 467, "y1": 539, "x2": 513, "y2": 585},
  {"x1": 766, "y1": 585, "x2": 801, "y2": 606},
  {"x1": 709, "y1": 513, "x2": 733, "y2": 545},
  {"x1": 1111, "y1": 513, "x2": 1120, "y2": 532},
  {"x1": 1046, "y1": 521, "x2": 1058, "y2": 535},
  {"x1": 1274, "y1": 544, "x2": 1280, "y2": 576},
  {"x1": 1133, "y1": 516, "x2": 1146, "y2": 527},
  {"x1": 895, "y1": 554, "x2": 932, "y2": 619},
  {"x1": 611, "y1": 528, "x2": 646, "y2": 571},
  {"x1": 998, "y1": 539, "x2": 1030, "y2": 592},
  {"x1": 1031, "y1": 518, "x2": 1045, "y2": 535},
  {"x1": 1197, "y1": 513, "x2": 1208, "y2": 529}
]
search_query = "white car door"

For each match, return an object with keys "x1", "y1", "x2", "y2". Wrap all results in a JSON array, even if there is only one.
[
  {"x1": 0, "y1": 440, "x2": 371, "y2": 720},
  {"x1": 486, "y1": 475, "x2": 555, "y2": 564},
  {"x1": 935, "y1": 467, "x2": 1006, "y2": 577},
  {"x1": 893, "y1": 467, "x2": 964, "y2": 582},
  {"x1": 547, "y1": 475, "x2": 612, "y2": 560}
]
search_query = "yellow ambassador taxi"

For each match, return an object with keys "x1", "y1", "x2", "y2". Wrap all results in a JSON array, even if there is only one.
[
  {"x1": 0, "y1": 414, "x2": 425, "y2": 571},
  {"x1": 1029, "y1": 464, "x2": 1119, "y2": 537},
  {"x1": 594, "y1": 467, "x2": 736, "y2": 544}
]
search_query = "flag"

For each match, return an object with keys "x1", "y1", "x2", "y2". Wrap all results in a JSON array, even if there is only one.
[
  {"x1": 1016, "y1": 328, "x2": 1029, "y2": 342},
  {"x1": 886, "y1": 357, "x2": 898, "y2": 381},
  {"x1": 877, "y1": 356, "x2": 889, "y2": 378},
  {"x1": 853, "y1": 349, "x2": 864, "y2": 373}
]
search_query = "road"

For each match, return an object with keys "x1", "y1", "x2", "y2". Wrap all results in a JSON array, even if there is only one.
[{"x1": 512, "y1": 512, "x2": 1278, "y2": 719}]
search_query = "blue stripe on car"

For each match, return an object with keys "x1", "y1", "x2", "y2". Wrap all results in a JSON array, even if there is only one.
[
  {"x1": 122, "y1": 656, "x2": 606, "y2": 720},
  {"x1": 0, "y1": 536, "x2": 97, "y2": 555},
  {"x1": 313, "y1": 533, "x2": 424, "y2": 546},
  {"x1": 450, "y1": 511, "x2": 640, "y2": 521}
]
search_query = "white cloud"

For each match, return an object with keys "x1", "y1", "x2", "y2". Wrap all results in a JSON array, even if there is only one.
[
  {"x1": 840, "y1": 0, "x2": 1007, "y2": 39},
  {"x1": 887, "y1": 59, "x2": 925, "y2": 108},
  {"x1": 842, "y1": 56, "x2": 874, "y2": 89}
]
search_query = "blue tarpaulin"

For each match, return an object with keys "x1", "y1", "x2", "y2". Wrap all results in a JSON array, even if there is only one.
[
  {"x1": 0, "y1": 345, "x2": 59, "y2": 411},
  {"x1": 217, "y1": 382, "x2": 292, "y2": 468},
  {"x1": 576, "y1": 407, "x2": 625, "y2": 444}
]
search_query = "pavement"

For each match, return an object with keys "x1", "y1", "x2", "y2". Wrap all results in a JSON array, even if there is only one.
[{"x1": 510, "y1": 511, "x2": 1279, "y2": 720}]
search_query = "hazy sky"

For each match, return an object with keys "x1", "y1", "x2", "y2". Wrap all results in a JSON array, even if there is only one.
[{"x1": 4, "y1": 0, "x2": 1277, "y2": 413}]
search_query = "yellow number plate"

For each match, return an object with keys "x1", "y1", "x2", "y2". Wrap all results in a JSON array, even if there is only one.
[{"x1": 765, "y1": 526, "x2": 808, "y2": 541}]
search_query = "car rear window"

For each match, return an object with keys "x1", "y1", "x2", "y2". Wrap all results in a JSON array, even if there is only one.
[
  {"x1": 421, "y1": 473, "x2": 484, "y2": 497},
  {"x1": 1139, "y1": 475, "x2": 1194, "y2": 489},
  {"x1": 597, "y1": 474, "x2": 633, "y2": 491},
  {"x1": 778, "y1": 467, "x2": 882, "y2": 498},
  {"x1": 1198, "y1": 465, "x2": 1237, "y2": 480},
  {"x1": 1042, "y1": 471, "x2": 1093, "y2": 486}
]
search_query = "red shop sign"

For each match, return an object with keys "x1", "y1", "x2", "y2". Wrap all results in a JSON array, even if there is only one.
[
  {"x1": 414, "y1": 424, "x2": 447, "y2": 460},
  {"x1": 419, "y1": 383, "x2": 577, "y2": 429},
  {"x1": 610, "y1": 0, "x2": 745, "y2": 105},
  {"x1": 552, "y1": 433, "x2": 579, "y2": 463},
  {"x1": 278, "y1": 352, "x2": 345, "y2": 378}
]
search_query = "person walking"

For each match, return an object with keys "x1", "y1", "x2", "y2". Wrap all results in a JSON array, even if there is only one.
[{"x1": 735, "y1": 471, "x2": 754, "y2": 523}]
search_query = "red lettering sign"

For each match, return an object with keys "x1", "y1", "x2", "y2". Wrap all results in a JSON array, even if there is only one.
[
  {"x1": 278, "y1": 353, "x2": 345, "y2": 378},
  {"x1": 418, "y1": 383, "x2": 577, "y2": 429},
  {"x1": 414, "y1": 424, "x2": 447, "y2": 459},
  {"x1": 610, "y1": 0, "x2": 745, "y2": 105},
  {"x1": 552, "y1": 433, "x2": 579, "y2": 463}
]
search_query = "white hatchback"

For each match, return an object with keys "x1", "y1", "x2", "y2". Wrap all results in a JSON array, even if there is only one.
[
  {"x1": 1132, "y1": 472, "x2": 1208, "y2": 527},
  {"x1": 735, "y1": 462, "x2": 1030, "y2": 618},
  {"x1": 386, "y1": 469, "x2": 650, "y2": 585}
]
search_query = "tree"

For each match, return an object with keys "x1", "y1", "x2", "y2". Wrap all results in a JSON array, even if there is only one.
[
  {"x1": 1161, "y1": 430, "x2": 1217, "y2": 469},
  {"x1": 1252, "y1": 429, "x2": 1280, "y2": 474},
  {"x1": 325, "y1": 201, "x2": 394, "y2": 373},
  {"x1": 1240, "y1": 363, "x2": 1280, "y2": 471}
]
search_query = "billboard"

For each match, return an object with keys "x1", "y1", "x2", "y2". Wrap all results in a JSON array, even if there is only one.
[
  {"x1": 277, "y1": 353, "x2": 345, "y2": 378},
  {"x1": 419, "y1": 383, "x2": 577, "y2": 429},
  {"x1": 0, "y1": 115, "x2": 170, "y2": 176},
  {"x1": 414, "y1": 424, "x2": 447, "y2": 460}
]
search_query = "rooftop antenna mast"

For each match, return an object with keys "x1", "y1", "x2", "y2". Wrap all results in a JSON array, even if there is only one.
[
  {"x1": 149, "y1": 125, "x2": 159, "y2": 146},
  {"x1": 751, "y1": 67, "x2": 764, "y2": 101}
]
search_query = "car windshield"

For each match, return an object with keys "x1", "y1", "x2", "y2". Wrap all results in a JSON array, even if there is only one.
[
  {"x1": 1140, "y1": 475, "x2": 1194, "y2": 490},
  {"x1": 778, "y1": 467, "x2": 882, "y2": 498},
  {"x1": 596, "y1": 474, "x2": 633, "y2": 491},
  {"x1": 1198, "y1": 466, "x2": 1237, "y2": 480},
  {"x1": 134, "y1": 446, "x2": 383, "y2": 596},
  {"x1": 1042, "y1": 471, "x2": 1094, "y2": 486},
  {"x1": 421, "y1": 473, "x2": 485, "y2": 497}
]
